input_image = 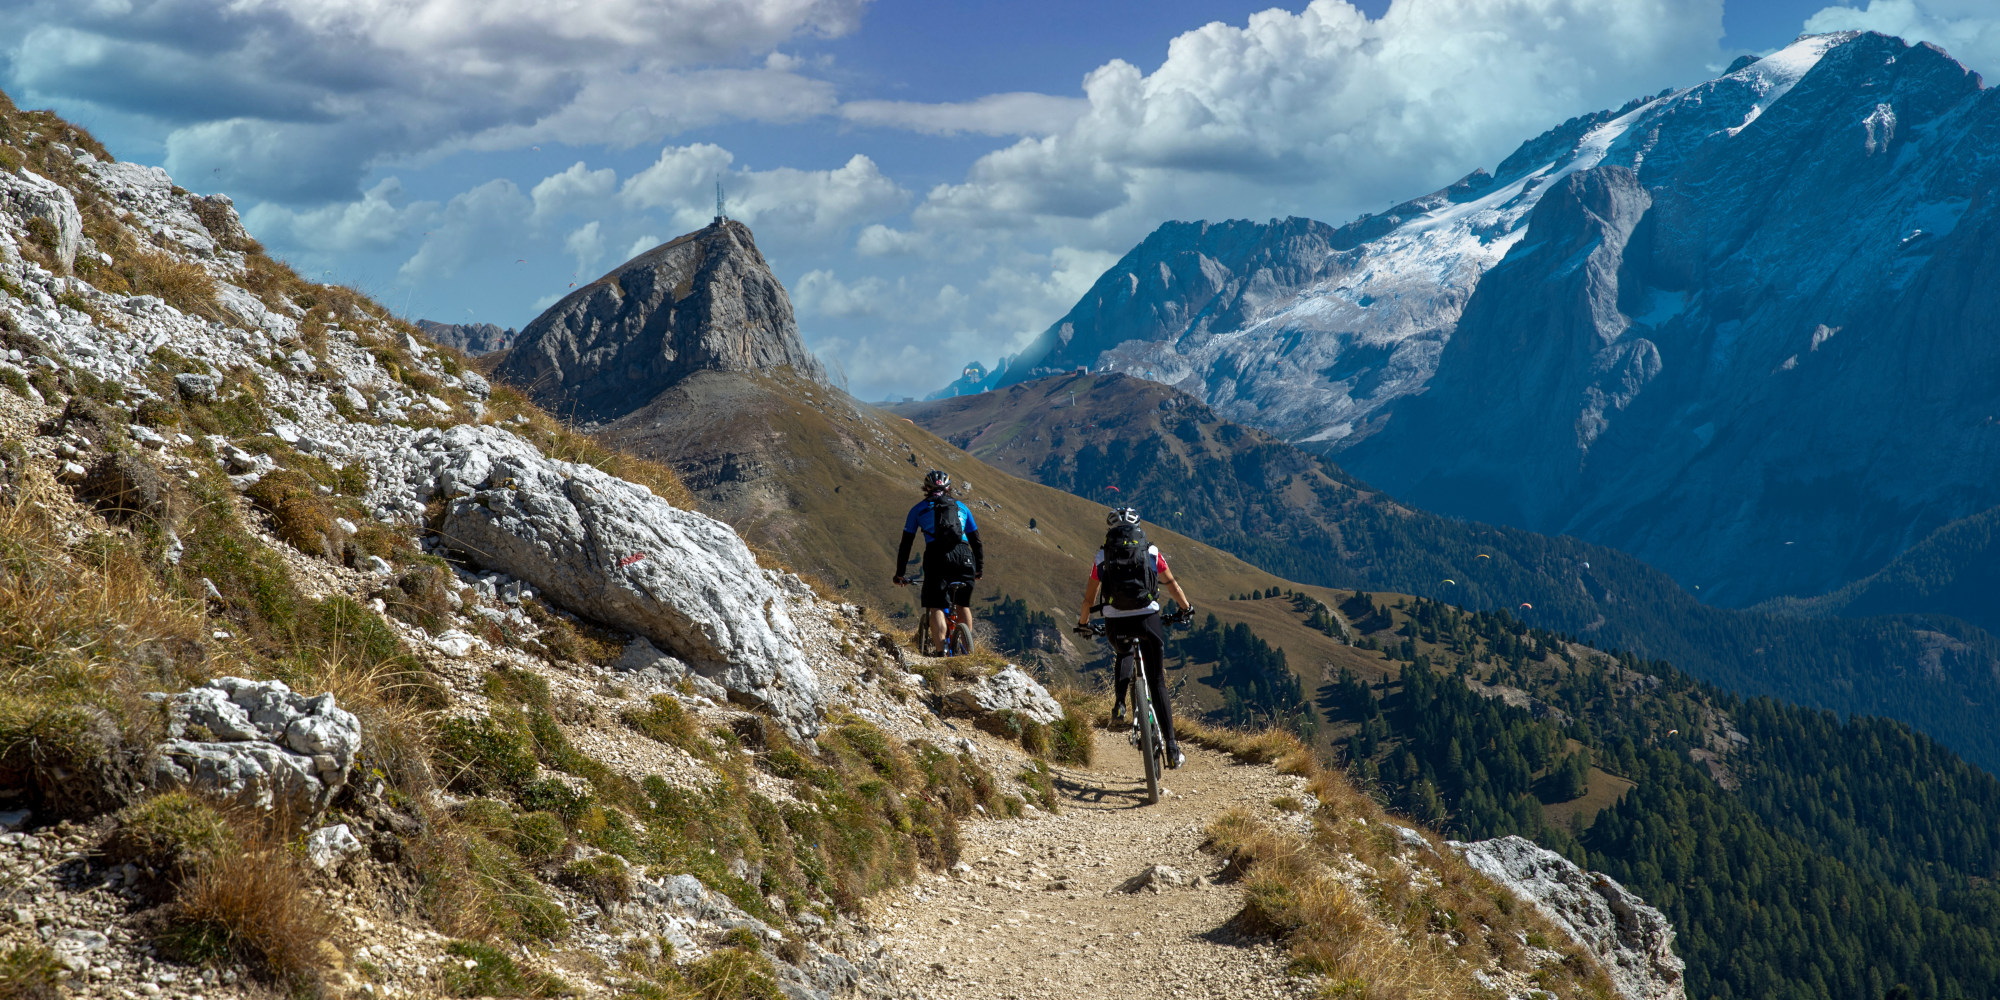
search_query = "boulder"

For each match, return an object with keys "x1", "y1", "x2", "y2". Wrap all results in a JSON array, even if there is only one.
[
  {"x1": 149, "y1": 677, "x2": 361, "y2": 815},
  {"x1": 613, "y1": 637, "x2": 729, "y2": 704},
  {"x1": 304, "y1": 823, "x2": 364, "y2": 870},
  {"x1": 942, "y1": 666, "x2": 1062, "y2": 725},
  {"x1": 174, "y1": 372, "x2": 220, "y2": 402},
  {"x1": 1453, "y1": 835, "x2": 1684, "y2": 1000},
  {"x1": 414, "y1": 424, "x2": 823, "y2": 736},
  {"x1": 0, "y1": 168, "x2": 83, "y2": 272}
]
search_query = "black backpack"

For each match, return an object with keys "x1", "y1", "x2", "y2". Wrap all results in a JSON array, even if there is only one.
[
  {"x1": 928, "y1": 497, "x2": 977, "y2": 580},
  {"x1": 1098, "y1": 524, "x2": 1157, "y2": 611}
]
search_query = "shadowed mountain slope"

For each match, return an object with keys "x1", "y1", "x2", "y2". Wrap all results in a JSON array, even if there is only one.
[{"x1": 893, "y1": 372, "x2": 2000, "y2": 772}]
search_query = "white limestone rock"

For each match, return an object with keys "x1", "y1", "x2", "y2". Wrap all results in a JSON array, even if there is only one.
[
  {"x1": 416, "y1": 424, "x2": 823, "y2": 735},
  {"x1": 149, "y1": 677, "x2": 361, "y2": 815},
  {"x1": 943, "y1": 665, "x2": 1063, "y2": 725},
  {"x1": 0, "y1": 168, "x2": 83, "y2": 272},
  {"x1": 304, "y1": 823, "x2": 364, "y2": 870},
  {"x1": 1453, "y1": 835, "x2": 1684, "y2": 1000}
]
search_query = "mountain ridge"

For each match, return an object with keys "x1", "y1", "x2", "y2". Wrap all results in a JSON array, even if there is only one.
[
  {"x1": 968, "y1": 31, "x2": 2000, "y2": 612},
  {"x1": 892, "y1": 371, "x2": 2000, "y2": 773}
]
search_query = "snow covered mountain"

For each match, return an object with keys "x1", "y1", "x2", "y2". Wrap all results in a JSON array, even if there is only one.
[{"x1": 992, "y1": 32, "x2": 2000, "y2": 608}]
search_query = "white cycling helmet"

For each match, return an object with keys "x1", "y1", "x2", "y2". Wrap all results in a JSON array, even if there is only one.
[{"x1": 1106, "y1": 506, "x2": 1141, "y2": 527}]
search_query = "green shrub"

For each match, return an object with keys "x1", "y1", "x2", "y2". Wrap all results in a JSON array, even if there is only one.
[
  {"x1": 513, "y1": 810, "x2": 569, "y2": 862},
  {"x1": 624, "y1": 695, "x2": 711, "y2": 759},
  {"x1": 440, "y1": 940, "x2": 569, "y2": 998},
  {"x1": 684, "y1": 948, "x2": 782, "y2": 1000},
  {"x1": 435, "y1": 714, "x2": 538, "y2": 795},
  {"x1": 558, "y1": 854, "x2": 632, "y2": 908},
  {"x1": 245, "y1": 470, "x2": 338, "y2": 559},
  {"x1": 0, "y1": 945, "x2": 66, "y2": 1000},
  {"x1": 1050, "y1": 706, "x2": 1094, "y2": 766},
  {"x1": 104, "y1": 791, "x2": 235, "y2": 878}
]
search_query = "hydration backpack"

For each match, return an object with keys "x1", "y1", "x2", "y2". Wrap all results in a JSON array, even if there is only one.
[
  {"x1": 928, "y1": 497, "x2": 977, "y2": 580},
  {"x1": 1098, "y1": 524, "x2": 1157, "y2": 611}
]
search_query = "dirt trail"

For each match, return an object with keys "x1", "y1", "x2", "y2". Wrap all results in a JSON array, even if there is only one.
[{"x1": 872, "y1": 734, "x2": 1318, "y2": 1000}]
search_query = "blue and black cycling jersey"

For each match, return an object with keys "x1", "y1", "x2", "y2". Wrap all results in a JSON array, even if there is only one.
[
  {"x1": 894, "y1": 496, "x2": 983, "y2": 578},
  {"x1": 902, "y1": 497, "x2": 980, "y2": 540}
]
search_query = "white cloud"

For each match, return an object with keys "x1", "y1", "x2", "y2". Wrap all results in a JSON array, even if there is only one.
[
  {"x1": 913, "y1": 0, "x2": 1725, "y2": 239},
  {"x1": 837, "y1": 92, "x2": 1089, "y2": 136},
  {"x1": 854, "y1": 224, "x2": 927, "y2": 256},
  {"x1": 625, "y1": 234, "x2": 663, "y2": 259},
  {"x1": 243, "y1": 178, "x2": 434, "y2": 253},
  {"x1": 622, "y1": 146, "x2": 908, "y2": 234},
  {"x1": 398, "y1": 179, "x2": 534, "y2": 280},
  {"x1": 1805, "y1": 0, "x2": 2000, "y2": 76},
  {"x1": 2, "y1": 0, "x2": 870, "y2": 202},
  {"x1": 794, "y1": 269, "x2": 890, "y2": 319},
  {"x1": 564, "y1": 221, "x2": 606, "y2": 276},
  {"x1": 532, "y1": 163, "x2": 619, "y2": 225}
]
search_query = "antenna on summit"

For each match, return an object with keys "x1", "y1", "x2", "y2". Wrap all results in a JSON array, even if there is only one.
[{"x1": 714, "y1": 179, "x2": 726, "y2": 223}]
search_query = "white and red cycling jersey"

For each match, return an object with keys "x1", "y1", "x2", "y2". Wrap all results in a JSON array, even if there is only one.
[{"x1": 1091, "y1": 545, "x2": 1168, "y2": 618}]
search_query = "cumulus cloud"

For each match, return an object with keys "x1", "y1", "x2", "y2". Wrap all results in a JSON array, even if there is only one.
[
  {"x1": 837, "y1": 92, "x2": 1089, "y2": 136},
  {"x1": 621, "y1": 145, "x2": 908, "y2": 234},
  {"x1": 1805, "y1": 0, "x2": 2000, "y2": 76},
  {"x1": 532, "y1": 163, "x2": 619, "y2": 225},
  {"x1": 1, "y1": 0, "x2": 869, "y2": 202},
  {"x1": 564, "y1": 221, "x2": 606, "y2": 276},
  {"x1": 398, "y1": 179, "x2": 533, "y2": 281},
  {"x1": 913, "y1": 0, "x2": 1725, "y2": 239},
  {"x1": 243, "y1": 178, "x2": 434, "y2": 254}
]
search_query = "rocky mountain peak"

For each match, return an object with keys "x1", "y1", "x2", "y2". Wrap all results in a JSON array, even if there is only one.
[{"x1": 496, "y1": 218, "x2": 826, "y2": 422}]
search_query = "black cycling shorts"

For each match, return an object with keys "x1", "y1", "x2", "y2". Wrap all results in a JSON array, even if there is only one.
[{"x1": 921, "y1": 574, "x2": 973, "y2": 611}]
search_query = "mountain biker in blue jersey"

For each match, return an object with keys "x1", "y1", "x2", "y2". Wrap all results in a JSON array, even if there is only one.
[
  {"x1": 1077, "y1": 506, "x2": 1193, "y2": 769},
  {"x1": 893, "y1": 470, "x2": 984, "y2": 656}
]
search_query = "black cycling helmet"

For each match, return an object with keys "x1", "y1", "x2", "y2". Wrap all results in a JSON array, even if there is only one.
[
  {"x1": 1106, "y1": 506, "x2": 1140, "y2": 527},
  {"x1": 923, "y1": 469, "x2": 951, "y2": 493}
]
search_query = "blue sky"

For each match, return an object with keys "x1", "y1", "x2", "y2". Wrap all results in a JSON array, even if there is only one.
[{"x1": 4, "y1": 0, "x2": 1996, "y2": 400}]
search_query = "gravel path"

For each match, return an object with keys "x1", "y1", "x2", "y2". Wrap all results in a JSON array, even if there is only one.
[{"x1": 874, "y1": 735, "x2": 1319, "y2": 1000}]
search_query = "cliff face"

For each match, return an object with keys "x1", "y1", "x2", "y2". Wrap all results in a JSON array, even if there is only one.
[
  {"x1": 496, "y1": 219, "x2": 825, "y2": 422},
  {"x1": 1346, "y1": 31, "x2": 2000, "y2": 606}
]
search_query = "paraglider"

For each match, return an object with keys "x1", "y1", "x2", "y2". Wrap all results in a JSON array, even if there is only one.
[
  {"x1": 1476, "y1": 553, "x2": 1491, "y2": 560},
  {"x1": 1105, "y1": 485, "x2": 1121, "y2": 493},
  {"x1": 1443, "y1": 579, "x2": 1456, "y2": 585},
  {"x1": 1518, "y1": 602, "x2": 1533, "y2": 610}
]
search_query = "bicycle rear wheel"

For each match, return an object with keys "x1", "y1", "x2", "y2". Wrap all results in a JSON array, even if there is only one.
[
  {"x1": 948, "y1": 620, "x2": 974, "y2": 656},
  {"x1": 1133, "y1": 662, "x2": 1161, "y2": 805}
]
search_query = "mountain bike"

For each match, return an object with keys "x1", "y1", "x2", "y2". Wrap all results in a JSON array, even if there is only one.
[
  {"x1": 914, "y1": 581, "x2": 975, "y2": 657},
  {"x1": 1076, "y1": 615, "x2": 1180, "y2": 805}
]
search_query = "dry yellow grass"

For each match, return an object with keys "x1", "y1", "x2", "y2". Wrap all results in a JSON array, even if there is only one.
[
  {"x1": 1187, "y1": 722, "x2": 1617, "y2": 1000},
  {"x1": 163, "y1": 833, "x2": 329, "y2": 982},
  {"x1": 0, "y1": 468, "x2": 212, "y2": 813}
]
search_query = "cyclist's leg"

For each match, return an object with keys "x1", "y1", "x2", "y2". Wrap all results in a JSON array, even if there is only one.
[
  {"x1": 1110, "y1": 635, "x2": 1135, "y2": 716},
  {"x1": 1136, "y1": 614, "x2": 1178, "y2": 756},
  {"x1": 919, "y1": 575, "x2": 949, "y2": 654}
]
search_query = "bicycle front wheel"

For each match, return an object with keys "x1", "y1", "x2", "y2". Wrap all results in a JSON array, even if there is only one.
[
  {"x1": 915, "y1": 616, "x2": 934, "y2": 656},
  {"x1": 1133, "y1": 664, "x2": 1161, "y2": 805}
]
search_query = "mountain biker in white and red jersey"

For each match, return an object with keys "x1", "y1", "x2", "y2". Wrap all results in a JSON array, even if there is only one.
[{"x1": 1076, "y1": 506, "x2": 1193, "y2": 769}]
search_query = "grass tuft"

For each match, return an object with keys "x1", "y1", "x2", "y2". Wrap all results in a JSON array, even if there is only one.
[{"x1": 0, "y1": 945, "x2": 66, "y2": 1000}]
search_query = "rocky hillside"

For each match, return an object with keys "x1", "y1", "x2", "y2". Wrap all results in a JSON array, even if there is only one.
[
  {"x1": 494, "y1": 219, "x2": 826, "y2": 423},
  {"x1": 0, "y1": 95, "x2": 1668, "y2": 1000},
  {"x1": 986, "y1": 31, "x2": 2000, "y2": 611}
]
